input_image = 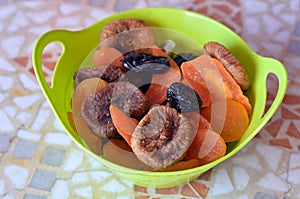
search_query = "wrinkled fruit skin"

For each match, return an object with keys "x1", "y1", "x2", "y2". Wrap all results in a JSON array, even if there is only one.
[
  {"x1": 100, "y1": 18, "x2": 156, "y2": 53},
  {"x1": 203, "y1": 41, "x2": 250, "y2": 90},
  {"x1": 82, "y1": 82, "x2": 150, "y2": 138},
  {"x1": 111, "y1": 82, "x2": 150, "y2": 120},
  {"x1": 167, "y1": 82, "x2": 202, "y2": 113},
  {"x1": 74, "y1": 66, "x2": 124, "y2": 87},
  {"x1": 131, "y1": 106, "x2": 193, "y2": 170},
  {"x1": 121, "y1": 52, "x2": 170, "y2": 74},
  {"x1": 82, "y1": 83, "x2": 118, "y2": 138}
]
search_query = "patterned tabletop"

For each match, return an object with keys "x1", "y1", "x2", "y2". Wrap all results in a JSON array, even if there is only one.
[{"x1": 0, "y1": 0, "x2": 300, "y2": 199}]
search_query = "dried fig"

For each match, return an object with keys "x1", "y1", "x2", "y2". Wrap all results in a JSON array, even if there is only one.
[
  {"x1": 111, "y1": 81, "x2": 150, "y2": 120},
  {"x1": 74, "y1": 65, "x2": 124, "y2": 87},
  {"x1": 202, "y1": 41, "x2": 250, "y2": 90},
  {"x1": 81, "y1": 82, "x2": 118, "y2": 138},
  {"x1": 81, "y1": 81, "x2": 150, "y2": 138},
  {"x1": 131, "y1": 106, "x2": 193, "y2": 170},
  {"x1": 100, "y1": 18, "x2": 156, "y2": 53}
]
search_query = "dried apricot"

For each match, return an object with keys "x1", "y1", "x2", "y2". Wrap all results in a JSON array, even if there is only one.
[
  {"x1": 185, "y1": 128, "x2": 226, "y2": 165},
  {"x1": 103, "y1": 139, "x2": 143, "y2": 170},
  {"x1": 145, "y1": 45, "x2": 181, "y2": 105},
  {"x1": 159, "y1": 159, "x2": 201, "y2": 172},
  {"x1": 201, "y1": 98, "x2": 249, "y2": 142},
  {"x1": 93, "y1": 47, "x2": 124, "y2": 68},
  {"x1": 109, "y1": 105, "x2": 138, "y2": 146}
]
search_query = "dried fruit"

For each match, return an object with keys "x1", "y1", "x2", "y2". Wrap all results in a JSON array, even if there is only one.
[
  {"x1": 93, "y1": 47, "x2": 124, "y2": 68},
  {"x1": 173, "y1": 53, "x2": 197, "y2": 67},
  {"x1": 167, "y1": 82, "x2": 202, "y2": 113},
  {"x1": 121, "y1": 70, "x2": 152, "y2": 94},
  {"x1": 131, "y1": 106, "x2": 193, "y2": 170},
  {"x1": 74, "y1": 66, "x2": 124, "y2": 87},
  {"x1": 100, "y1": 18, "x2": 156, "y2": 53},
  {"x1": 111, "y1": 81, "x2": 150, "y2": 120},
  {"x1": 185, "y1": 128, "x2": 226, "y2": 165},
  {"x1": 145, "y1": 45, "x2": 182, "y2": 105},
  {"x1": 201, "y1": 98, "x2": 249, "y2": 142},
  {"x1": 103, "y1": 139, "x2": 143, "y2": 170},
  {"x1": 203, "y1": 41, "x2": 250, "y2": 90},
  {"x1": 71, "y1": 78, "x2": 107, "y2": 154},
  {"x1": 110, "y1": 105, "x2": 138, "y2": 146},
  {"x1": 81, "y1": 82, "x2": 118, "y2": 138},
  {"x1": 82, "y1": 81, "x2": 150, "y2": 138},
  {"x1": 121, "y1": 51, "x2": 170, "y2": 74}
]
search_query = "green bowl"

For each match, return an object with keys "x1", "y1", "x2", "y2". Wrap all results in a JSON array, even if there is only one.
[{"x1": 32, "y1": 8, "x2": 288, "y2": 188}]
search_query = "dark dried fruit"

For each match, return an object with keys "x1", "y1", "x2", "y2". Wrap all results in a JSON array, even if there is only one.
[
  {"x1": 74, "y1": 66, "x2": 124, "y2": 87},
  {"x1": 111, "y1": 81, "x2": 150, "y2": 120},
  {"x1": 100, "y1": 18, "x2": 156, "y2": 53},
  {"x1": 81, "y1": 82, "x2": 118, "y2": 138},
  {"x1": 167, "y1": 82, "x2": 202, "y2": 113},
  {"x1": 202, "y1": 41, "x2": 250, "y2": 90},
  {"x1": 121, "y1": 70, "x2": 152, "y2": 94},
  {"x1": 173, "y1": 53, "x2": 197, "y2": 67},
  {"x1": 81, "y1": 81, "x2": 150, "y2": 138},
  {"x1": 121, "y1": 52, "x2": 170, "y2": 74},
  {"x1": 131, "y1": 106, "x2": 192, "y2": 170}
]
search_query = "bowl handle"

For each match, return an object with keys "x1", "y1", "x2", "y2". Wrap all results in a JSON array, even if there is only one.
[
  {"x1": 256, "y1": 57, "x2": 288, "y2": 122},
  {"x1": 32, "y1": 29, "x2": 76, "y2": 103}
]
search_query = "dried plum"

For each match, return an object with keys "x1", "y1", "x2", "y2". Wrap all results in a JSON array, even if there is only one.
[
  {"x1": 121, "y1": 52, "x2": 170, "y2": 74},
  {"x1": 173, "y1": 53, "x2": 197, "y2": 67},
  {"x1": 81, "y1": 82, "x2": 118, "y2": 138},
  {"x1": 167, "y1": 82, "x2": 202, "y2": 113},
  {"x1": 111, "y1": 81, "x2": 150, "y2": 120},
  {"x1": 100, "y1": 18, "x2": 156, "y2": 53},
  {"x1": 74, "y1": 66, "x2": 124, "y2": 87},
  {"x1": 131, "y1": 106, "x2": 192, "y2": 170},
  {"x1": 202, "y1": 41, "x2": 250, "y2": 90}
]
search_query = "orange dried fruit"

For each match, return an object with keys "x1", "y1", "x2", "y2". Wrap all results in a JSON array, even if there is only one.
[
  {"x1": 103, "y1": 139, "x2": 143, "y2": 170},
  {"x1": 185, "y1": 128, "x2": 226, "y2": 165},
  {"x1": 109, "y1": 105, "x2": 138, "y2": 146},
  {"x1": 159, "y1": 159, "x2": 201, "y2": 172},
  {"x1": 201, "y1": 98, "x2": 249, "y2": 142},
  {"x1": 145, "y1": 45, "x2": 181, "y2": 105},
  {"x1": 93, "y1": 47, "x2": 124, "y2": 68}
]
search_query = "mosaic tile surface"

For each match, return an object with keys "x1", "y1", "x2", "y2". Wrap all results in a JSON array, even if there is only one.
[{"x1": 1, "y1": 0, "x2": 300, "y2": 198}]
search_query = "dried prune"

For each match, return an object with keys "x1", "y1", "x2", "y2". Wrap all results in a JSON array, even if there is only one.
[
  {"x1": 82, "y1": 83, "x2": 118, "y2": 138},
  {"x1": 167, "y1": 82, "x2": 202, "y2": 113},
  {"x1": 121, "y1": 52, "x2": 170, "y2": 74},
  {"x1": 173, "y1": 53, "x2": 197, "y2": 67},
  {"x1": 111, "y1": 81, "x2": 150, "y2": 120},
  {"x1": 100, "y1": 18, "x2": 156, "y2": 53},
  {"x1": 202, "y1": 41, "x2": 250, "y2": 90},
  {"x1": 131, "y1": 106, "x2": 192, "y2": 170},
  {"x1": 74, "y1": 66, "x2": 124, "y2": 87}
]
